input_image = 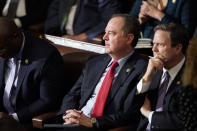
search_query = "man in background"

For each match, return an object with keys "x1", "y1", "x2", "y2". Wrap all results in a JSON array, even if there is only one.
[
  {"x1": 0, "y1": 17, "x2": 66, "y2": 130},
  {"x1": 0, "y1": 0, "x2": 53, "y2": 33},
  {"x1": 44, "y1": 0, "x2": 120, "y2": 43}
]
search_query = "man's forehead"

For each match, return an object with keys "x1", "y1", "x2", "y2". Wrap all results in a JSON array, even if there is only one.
[
  {"x1": 109, "y1": 17, "x2": 124, "y2": 25},
  {"x1": 106, "y1": 18, "x2": 124, "y2": 31},
  {"x1": 154, "y1": 30, "x2": 170, "y2": 40}
]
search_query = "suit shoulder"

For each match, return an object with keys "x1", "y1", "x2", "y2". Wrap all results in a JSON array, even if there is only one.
[
  {"x1": 24, "y1": 32, "x2": 60, "y2": 55},
  {"x1": 86, "y1": 54, "x2": 109, "y2": 63},
  {"x1": 134, "y1": 52, "x2": 149, "y2": 65}
]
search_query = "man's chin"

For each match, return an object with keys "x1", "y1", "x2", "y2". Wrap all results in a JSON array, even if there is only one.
[{"x1": 105, "y1": 46, "x2": 109, "y2": 52}]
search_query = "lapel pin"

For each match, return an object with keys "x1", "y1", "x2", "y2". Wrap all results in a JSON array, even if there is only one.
[
  {"x1": 172, "y1": 0, "x2": 176, "y2": 4},
  {"x1": 25, "y1": 59, "x2": 29, "y2": 65},
  {"x1": 176, "y1": 81, "x2": 181, "y2": 85},
  {"x1": 126, "y1": 68, "x2": 131, "y2": 73}
]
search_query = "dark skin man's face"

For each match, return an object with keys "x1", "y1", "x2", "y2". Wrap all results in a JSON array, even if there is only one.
[{"x1": 0, "y1": 33, "x2": 21, "y2": 59}]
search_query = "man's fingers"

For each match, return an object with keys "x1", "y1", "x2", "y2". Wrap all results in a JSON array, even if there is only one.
[
  {"x1": 66, "y1": 109, "x2": 82, "y2": 114},
  {"x1": 149, "y1": 58, "x2": 163, "y2": 70},
  {"x1": 64, "y1": 117, "x2": 79, "y2": 125},
  {"x1": 63, "y1": 109, "x2": 82, "y2": 121}
]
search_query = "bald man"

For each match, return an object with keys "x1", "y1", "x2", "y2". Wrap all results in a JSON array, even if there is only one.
[{"x1": 0, "y1": 17, "x2": 66, "y2": 129}]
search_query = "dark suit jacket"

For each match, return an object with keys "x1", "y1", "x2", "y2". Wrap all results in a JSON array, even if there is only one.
[
  {"x1": 44, "y1": 0, "x2": 120, "y2": 41},
  {"x1": 130, "y1": 0, "x2": 196, "y2": 39},
  {"x1": 0, "y1": 0, "x2": 53, "y2": 28},
  {"x1": 0, "y1": 32, "x2": 66, "y2": 124},
  {"x1": 57, "y1": 52, "x2": 148, "y2": 130},
  {"x1": 137, "y1": 66, "x2": 184, "y2": 131}
]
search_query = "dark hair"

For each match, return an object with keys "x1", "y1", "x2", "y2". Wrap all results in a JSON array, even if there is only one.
[
  {"x1": 111, "y1": 14, "x2": 140, "y2": 47},
  {"x1": 154, "y1": 23, "x2": 189, "y2": 54}
]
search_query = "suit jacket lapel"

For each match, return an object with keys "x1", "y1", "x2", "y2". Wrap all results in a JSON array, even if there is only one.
[
  {"x1": 12, "y1": 33, "x2": 31, "y2": 105},
  {"x1": 0, "y1": 59, "x2": 6, "y2": 104},
  {"x1": 148, "y1": 70, "x2": 163, "y2": 108},
  {"x1": 0, "y1": 59, "x2": 5, "y2": 89},
  {"x1": 106, "y1": 52, "x2": 138, "y2": 104},
  {"x1": 165, "y1": 64, "x2": 184, "y2": 97},
  {"x1": 80, "y1": 55, "x2": 111, "y2": 108}
]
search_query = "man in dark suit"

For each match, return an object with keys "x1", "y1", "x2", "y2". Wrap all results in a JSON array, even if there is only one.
[
  {"x1": 0, "y1": 17, "x2": 66, "y2": 129},
  {"x1": 52, "y1": 14, "x2": 148, "y2": 131},
  {"x1": 0, "y1": 0, "x2": 53, "y2": 33},
  {"x1": 44, "y1": 0, "x2": 120, "y2": 42},
  {"x1": 136, "y1": 23, "x2": 189, "y2": 131}
]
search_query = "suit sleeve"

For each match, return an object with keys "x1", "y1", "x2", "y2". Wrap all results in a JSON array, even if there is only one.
[
  {"x1": 19, "y1": 0, "x2": 53, "y2": 28},
  {"x1": 129, "y1": 0, "x2": 141, "y2": 19},
  {"x1": 130, "y1": 0, "x2": 196, "y2": 38},
  {"x1": 151, "y1": 111, "x2": 182, "y2": 130},
  {"x1": 150, "y1": 89, "x2": 183, "y2": 130},
  {"x1": 44, "y1": 0, "x2": 62, "y2": 35},
  {"x1": 16, "y1": 50, "x2": 66, "y2": 123},
  {"x1": 85, "y1": 0, "x2": 121, "y2": 40},
  {"x1": 158, "y1": 0, "x2": 195, "y2": 38}
]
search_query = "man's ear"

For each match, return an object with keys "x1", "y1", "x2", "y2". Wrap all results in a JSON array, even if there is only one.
[
  {"x1": 175, "y1": 44, "x2": 183, "y2": 54},
  {"x1": 127, "y1": 34, "x2": 134, "y2": 45}
]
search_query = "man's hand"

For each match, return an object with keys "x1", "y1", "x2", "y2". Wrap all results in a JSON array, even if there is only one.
[
  {"x1": 138, "y1": 11, "x2": 149, "y2": 24},
  {"x1": 140, "y1": 97, "x2": 152, "y2": 118},
  {"x1": 62, "y1": 33, "x2": 88, "y2": 42},
  {"x1": 63, "y1": 109, "x2": 93, "y2": 128},
  {"x1": 140, "y1": 1, "x2": 165, "y2": 21},
  {"x1": 142, "y1": 55, "x2": 163, "y2": 83}
]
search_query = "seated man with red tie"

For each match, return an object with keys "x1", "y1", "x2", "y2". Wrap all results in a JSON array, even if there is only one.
[
  {"x1": 52, "y1": 14, "x2": 148, "y2": 131},
  {"x1": 136, "y1": 23, "x2": 189, "y2": 131}
]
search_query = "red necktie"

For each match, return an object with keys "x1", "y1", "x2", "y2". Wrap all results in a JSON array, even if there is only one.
[{"x1": 91, "y1": 61, "x2": 119, "y2": 118}]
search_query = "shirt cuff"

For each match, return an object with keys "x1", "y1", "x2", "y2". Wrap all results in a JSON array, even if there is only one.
[
  {"x1": 14, "y1": 18, "x2": 22, "y2": 28},
  {"x1": 11, "y1": 113, "x2": 19, "y2": 121},
  {"x1": 136, "y1": 79, "x2": 150, "y2": 94},
  {"x1": 148, "y1": 111, "x2": 154, "y2": 123}
]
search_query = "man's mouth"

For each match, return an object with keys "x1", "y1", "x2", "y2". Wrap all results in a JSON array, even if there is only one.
[{"x1": 105, "y1": 43, "x2": 109, "y2": 47}]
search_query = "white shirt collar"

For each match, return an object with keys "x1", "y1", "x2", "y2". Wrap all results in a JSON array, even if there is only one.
[
  {"x1": 163, "y1": 56, "x2": 185, "y2": 81},
  {"x1": 110, "y1": 51, "x2": 134, "y2": 68}
]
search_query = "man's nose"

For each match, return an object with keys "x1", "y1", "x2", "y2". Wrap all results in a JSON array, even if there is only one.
[
  {"x1": 103, "y1": 33, "x2": 108, "y2": 41},
  {"x1": 152, "y1": 44, "x2": 158, "y2": 53}
]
